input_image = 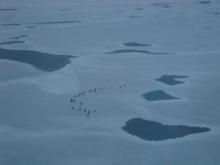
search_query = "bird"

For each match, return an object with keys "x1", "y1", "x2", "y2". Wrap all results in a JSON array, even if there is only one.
[
  {"x1": 72, "y1": 107, "x2": 75, "y2": 110},
  {"x1": 86, "y1": 110, "x2": 91, "y2": 117},
  {"x1": 80, "y1": 101, "x2": 83, "y2": 106},
  {"x1": 78, "y1": 107, "x2": 82, "y2": 111}
]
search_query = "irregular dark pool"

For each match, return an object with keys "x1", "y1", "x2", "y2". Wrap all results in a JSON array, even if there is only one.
[
  {"x1": 0, "y1": 8, "x2": 17, "y2": 11},
  {"x1": 12, "y1": 34, "x2": 28, "y2": 40},
  {"x1": 106, "y1": 49, "x2": 169, "y2": 55},
  {"x1": 142, "y1": 90, "x2": 179, "y2": 101},
  {"x1": 0, "y1": 41, "x2": 25, "y2": 46},
  {"x1": 1, "y1": 23, "x2": 20, "y2": 26},
  {"x1": 122, "y1": 118, "x2": 210, "y2": 141},
  {"x1": 156, "y1": 75, "x2": 188, "y2": 86},
  {"x1": 0, "y1": 48, "x2": 75, "y2": 72},
  {"x1": 200, "y1": 1, "x2": 211, "y2": 4},
  {"x1": 151, "y1": 2, "x2": 172, "y2": 8},
  {"x1": 31, "y1": 20, "x2": 81, "y2": 25},
  {"x1": 123, "y1": 42, "x2": 151, "y2": 47}
]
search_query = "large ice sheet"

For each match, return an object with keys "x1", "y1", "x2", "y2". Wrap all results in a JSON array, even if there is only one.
[{"x1": 1, "y1": 0, "x2": 220, "y2": 164}]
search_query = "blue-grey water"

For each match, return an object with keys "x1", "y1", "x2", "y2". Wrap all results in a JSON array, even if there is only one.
[
  {"x1": 156, "y1": 75, "x2": 188, "y2": 86},
  {"x1": 142, "y1": 90, "x2": 179, "y2": 101},
  {"x1": 122, "y1": 118, "x2": 210, "y2": 141},
  {"x1": 123, "y1": 42, "x2": 151, "y2": 47},
  {"x1": 106, "y1": 49, "x2": 169, "y2": 55},
  {"x1": 0, "y1": 41, "x2": 25, "y2": 46},
  {"x1": 0, "y1": 48, "x2": 75, "y2": 72}
]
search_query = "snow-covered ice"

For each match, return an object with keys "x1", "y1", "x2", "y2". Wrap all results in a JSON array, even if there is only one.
[{"x1": 0, "y1": 0, "x2": 220, "y2": 164}]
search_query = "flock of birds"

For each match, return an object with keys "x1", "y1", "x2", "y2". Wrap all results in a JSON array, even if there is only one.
[{"x1": 69, "y1": 84, "x2": 127, "y2": 117}]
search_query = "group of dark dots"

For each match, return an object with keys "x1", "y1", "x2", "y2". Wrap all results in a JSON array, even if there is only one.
[
  {"x1": 70, "y1": 87, "x2": 103, "y2": 117},
  {"x1": 69, "y1": 84, "x2": 127, "y2": 117}
]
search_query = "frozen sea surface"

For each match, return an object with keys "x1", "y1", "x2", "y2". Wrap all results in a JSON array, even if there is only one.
[{"x1": 0, "y1": 0, "x2": 220, "y2": 164}]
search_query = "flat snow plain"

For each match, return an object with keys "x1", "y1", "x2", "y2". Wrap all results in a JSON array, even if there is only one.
[{"x1": 0, "y1": 0, "x2": 220, "y2": 164}]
